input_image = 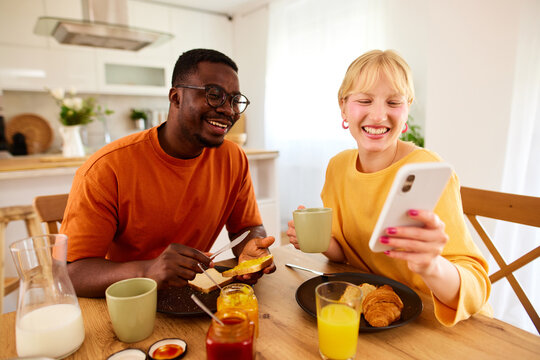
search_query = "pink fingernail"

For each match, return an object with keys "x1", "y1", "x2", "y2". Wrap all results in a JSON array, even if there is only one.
[
  {"x1": 409, "y1": 209, "x2": 419, "y2": 216},
  {"x1": 387, "y1": 227, "x2": 397, "y2": 235},
  {"x1": 380, "y1": 236, "x2": 389, "y2": 244},
  {"x1": 384, "y1": 250, "x2": 390, "y2": 255}
]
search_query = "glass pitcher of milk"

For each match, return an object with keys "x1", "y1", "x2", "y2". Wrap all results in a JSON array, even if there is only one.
[{"x1": 10, "y1": 234, "x2": 85, "y2": 359}]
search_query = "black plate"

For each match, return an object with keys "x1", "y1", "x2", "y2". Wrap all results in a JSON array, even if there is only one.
[
  {"x1": 295, "y1": 272, "x2": 423, "y2": 332},
  {"x1": 157, "y1": 266, "x2": 231, "y2": 316}
]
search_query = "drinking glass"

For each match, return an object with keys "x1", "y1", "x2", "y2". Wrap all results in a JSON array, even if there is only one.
[{"x1": 315, "y1": 281, "x2": 362, "y2": 360}]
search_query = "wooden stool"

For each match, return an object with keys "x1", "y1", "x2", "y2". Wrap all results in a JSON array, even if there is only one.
[{"x1": 0, "y1": 205, "x2": 42, "y2": 312}]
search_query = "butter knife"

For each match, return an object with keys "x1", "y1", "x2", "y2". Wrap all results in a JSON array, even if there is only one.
[
  {"x1": 285, "y1": 263, "x2": 335, "y2": 277},
  {"x1": 197, "y1": 263, "x2": 223, "y2": 290},
  {"x1": 209, "y1": 230, "x2": 251, "y2": 260}
]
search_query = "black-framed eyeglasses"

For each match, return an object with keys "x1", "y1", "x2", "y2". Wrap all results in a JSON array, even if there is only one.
[{"x1": 175, "y1": 84, "x2": 250, "y2": 114}]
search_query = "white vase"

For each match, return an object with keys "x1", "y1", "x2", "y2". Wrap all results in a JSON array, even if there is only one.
[
  {"x1": 134, "y1": 118, "x2": 146, "y2": 131},
  {"x1": 59, "y1": 125, "x2": 85, "y2": 157}
]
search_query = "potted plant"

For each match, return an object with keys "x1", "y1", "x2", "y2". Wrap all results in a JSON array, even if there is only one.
[
  {"x1": 400, "y1": 115, "x2": 424, "y2": 147},
  {"x1": 130, "y1": 109, "x2": 148, "y2": 131},
  {"x1": 48, "y1": 87, "x2": 113, "y2": 157}
]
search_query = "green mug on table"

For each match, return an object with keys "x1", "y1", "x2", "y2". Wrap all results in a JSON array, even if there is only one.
[
  {"x1": 105, "y1": 277, "x2": 157, "y2": 343},
  {"x1": 293, "y1": 207, "x2": 332, "y2": 253}
]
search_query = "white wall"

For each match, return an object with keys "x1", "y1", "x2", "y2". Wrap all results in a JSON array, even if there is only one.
[
  {"x1": 233, "y1": 0, "x2": 531, "y2": 209},
  {"x1": 232, "y1": 6, "x2": 269, "y2": 150},
  {"x1": 425, "y1": 0, "x2": 521, "y2": 191},
  {"x1": 360, "y1": 0, "x2": 524, "y2": 192},
  {"x1": 383, "y1": 0, "x2": 429, "y2": 134}
]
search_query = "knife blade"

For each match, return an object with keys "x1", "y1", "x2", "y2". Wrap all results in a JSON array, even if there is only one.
[
  {"x1": 197, "y1": 263, "x2": 223, "y2": 290},
  {"x1": 209, "y1": 229, "x2": 251, "y2": 260},
  {"x1": 285, "y1": 263, "x2": 335, "y2": 276}
]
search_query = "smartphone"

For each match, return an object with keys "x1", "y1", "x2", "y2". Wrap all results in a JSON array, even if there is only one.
[{"x1": 368, "y1": 162, "x2": 453, "y2": 252}]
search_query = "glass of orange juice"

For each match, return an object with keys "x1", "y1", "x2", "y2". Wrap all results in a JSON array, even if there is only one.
[{"x1": 315, "y1": 281, "x2": 362, "y2": 360}]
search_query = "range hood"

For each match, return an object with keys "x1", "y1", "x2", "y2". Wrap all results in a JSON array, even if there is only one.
[{"x1": 34, "y1": 0, "x2": 173, "y2": 51}]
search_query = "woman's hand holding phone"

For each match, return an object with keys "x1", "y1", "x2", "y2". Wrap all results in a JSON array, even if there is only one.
[
  {"x1": 368, "y1": 162, "x2": 453, "y2": 277},
  {"x1": 381, "y1": 208, "x2": 450, "y2": 277}
]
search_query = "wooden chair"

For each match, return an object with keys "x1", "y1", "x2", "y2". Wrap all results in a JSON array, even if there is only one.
[
  {"x1": 460, "y1": 186, "x2": 540, "y2": 334},
  {"x1": 0, "y1": 205, "x2": 42, "y2": 312},
  {"x1": 33, "y1": 194, "x2": 69, "y2": 234}
]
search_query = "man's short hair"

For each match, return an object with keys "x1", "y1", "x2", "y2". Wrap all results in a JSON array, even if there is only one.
[{"x1": 171, "y1": 48, "x2": 238, "y2": 87}]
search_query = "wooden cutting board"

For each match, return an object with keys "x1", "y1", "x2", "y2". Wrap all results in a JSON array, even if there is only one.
[{"x1": 5, "y1": 113, "x2": 53, "y2": 154}]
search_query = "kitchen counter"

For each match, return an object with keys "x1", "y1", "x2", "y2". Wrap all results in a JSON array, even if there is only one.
[{"x1": 0, "y1": 149, "x2": 279, "y2": 180}]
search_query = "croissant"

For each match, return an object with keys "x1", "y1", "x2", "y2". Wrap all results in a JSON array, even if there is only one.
[{"x1": 362, "y1": 285, "x2": 404, "y2": 327}]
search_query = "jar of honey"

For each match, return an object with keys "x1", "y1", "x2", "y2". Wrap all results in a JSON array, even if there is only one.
[
  {"x1": 206, "y1": 308, "x2": 254, "y2": 360},
  {"x1": 217, "y1": 283, "x2": 259, "y2": 337}
]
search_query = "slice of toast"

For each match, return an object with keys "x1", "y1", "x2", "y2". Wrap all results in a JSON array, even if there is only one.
[
  {"x1": 189, "y1": 268, "x2": 234, "y2": 293},
  {"x1": 222, "y1": 254, "x2": 274, "y2": 277},
  {"x1": 359, "y1": 283, "x2": 377, "y2": 300},
  {"x1": 339, "y1": 283, "x2": 377, "y2": 314}
]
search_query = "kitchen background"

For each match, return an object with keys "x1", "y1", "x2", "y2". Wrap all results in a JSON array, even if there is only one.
[
  {"x1": 1, "y1": 0, "x2": 538, "y2": 334},
  {"x1": 2, "y1": 91, "x2": 169, "y2": 153}
]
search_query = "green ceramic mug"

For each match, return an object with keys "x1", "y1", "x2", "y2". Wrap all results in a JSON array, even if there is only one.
[
  {"x1": 105, "y1": 277, "x2": 157, "y2": 343},
  {"x1": 293, "y1": 207, "x2": 332, "y2": 253}
]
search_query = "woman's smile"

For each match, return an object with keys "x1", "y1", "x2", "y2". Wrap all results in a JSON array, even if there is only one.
[{"x1": 362, "y1": 126, "x2": 390, "y2": 136}]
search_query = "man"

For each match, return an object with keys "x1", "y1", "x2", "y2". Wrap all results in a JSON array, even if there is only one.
[{"x1": 62, "y1": 49, "x2": 275, "y2": 297}]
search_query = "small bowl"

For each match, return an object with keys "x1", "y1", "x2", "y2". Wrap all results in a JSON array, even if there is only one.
[
  {"x1": 147, "y1": 338, "x2": 187, "y2": 360},
  {"x1": 225, "y1": 132, "x2": 247, "y2": 146},
  {"x1": 107, "y1": 348, "x2": 146, "y2": 360}
]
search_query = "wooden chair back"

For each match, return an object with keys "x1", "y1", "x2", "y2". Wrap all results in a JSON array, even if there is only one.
[
  {"x1": 0, "y1": 205, "x2": 42, "y2": 313},
  {"x1": 33, "y1": 194, "x2": 69, "y2": 234},
  {"x1": 460, "y1": 186, "x2": 540, "y2": 334}
]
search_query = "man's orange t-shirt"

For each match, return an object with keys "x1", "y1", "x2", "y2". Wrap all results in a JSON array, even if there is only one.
[{"x1": 62, "y1": 125, "x2": 262, "y2": 262}]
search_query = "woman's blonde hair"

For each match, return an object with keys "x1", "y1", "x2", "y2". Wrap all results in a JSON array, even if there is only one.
[{"x1": 338, "y1": 49, "x2": 415, "y2": 105}]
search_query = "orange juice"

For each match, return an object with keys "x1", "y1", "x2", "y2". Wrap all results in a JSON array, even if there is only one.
[{"x1": 317, "y1": 303, "x2": 359, "y2": 359}]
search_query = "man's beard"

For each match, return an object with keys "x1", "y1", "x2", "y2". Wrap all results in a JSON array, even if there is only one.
[{"x1": 195, "y1": 133, "x2": 224, "y2": 148}]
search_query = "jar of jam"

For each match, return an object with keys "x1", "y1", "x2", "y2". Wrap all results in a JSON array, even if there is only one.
[
  {"x1": 217, "y1": 283, "x2": 259, "y2": 337},
  {"x1": 206, "y1": 308, "x2": 254, "y2": 360}
]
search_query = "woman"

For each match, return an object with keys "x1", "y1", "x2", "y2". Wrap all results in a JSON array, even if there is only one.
[{"x1": 287, "y1": 50, "x2": 491, "y2": 326}]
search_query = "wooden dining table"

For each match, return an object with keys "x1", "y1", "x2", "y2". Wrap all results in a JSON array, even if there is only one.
[{"x1": 1, "y1": 245, "x2": 539, "y2": 359}]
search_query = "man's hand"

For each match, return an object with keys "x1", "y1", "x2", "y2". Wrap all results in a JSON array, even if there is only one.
[
  {"x1": 236, "y1": 236, "x2": 276, "y2": 284},
  {"x1": 68, "y1": 243, "x2": 211, "y2": 297},
  {"x1": 143, "y1": 243, "x2": 211, "y2": 288}
]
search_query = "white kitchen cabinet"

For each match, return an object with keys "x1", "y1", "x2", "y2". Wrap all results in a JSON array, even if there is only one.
[
  {"x1": 127, "y1": 0, "x2": 172, "y2": 61},
  {"x1": 0, "y1": 0, "x2": 47, "y2": 47},
  {"x1": 168, "y1": 8, "x2": 234, "y2": 63},
  {"x1": 42, "y1": 0, "x2": 85, "y2": 50},
  {"x1": 0, "y1": 0, "x2": 95, "y2": 92},
  {"x1": 0, "y1": 0, "x2": 234, "y2": 96},
  {"x1": 90, "y1": 0, "x2": 173, "y2": 95},
  {"x1": 96, "y1": 52, "x2": 170, "y2": 95},
  {"x1": 0, "y1": 0, "x2": 84, "y2": 50},
  {"x1": 0, "y1": 45, "x2": 97, "y2": 92}
]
